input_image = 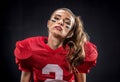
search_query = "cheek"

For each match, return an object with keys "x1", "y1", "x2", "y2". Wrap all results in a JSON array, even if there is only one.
[
  {"x1": 48, "y1": 21, "x2": 55, "y2": 30},
  {"x1": 48, "y1": 22, "x2": 52, "y2": 28},
  {"x1": 62, "y1": 28, "x2": 70, "y2": 36}
]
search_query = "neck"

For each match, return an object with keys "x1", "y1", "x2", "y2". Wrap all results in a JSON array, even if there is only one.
[{"x1": 47, "y1": 33, "x2": 64, "y2": 50}]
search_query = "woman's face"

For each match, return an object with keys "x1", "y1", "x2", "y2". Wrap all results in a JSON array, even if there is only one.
[{"x1": 47, "y1": 9, "x2": 75, "y2": 39}]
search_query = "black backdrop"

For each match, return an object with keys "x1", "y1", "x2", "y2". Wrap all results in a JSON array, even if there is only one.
[{"x1": 1, "y1": 0, "x2": 120, "y2": 82}]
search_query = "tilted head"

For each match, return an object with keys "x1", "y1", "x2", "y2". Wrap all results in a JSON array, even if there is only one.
[{"x1": 47, "y1": 8, "x2": 76, "y2": 39}]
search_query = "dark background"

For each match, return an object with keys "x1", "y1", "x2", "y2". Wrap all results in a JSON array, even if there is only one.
[{"x1": 1, "y1": 0, "x2": 120, "y2": 82}]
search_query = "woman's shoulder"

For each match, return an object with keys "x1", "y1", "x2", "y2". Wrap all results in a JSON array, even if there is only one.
[
  {"x1": 84, "y1": 41, "x2": 98, "y2": 61},
  {"x1": 76, "y1": 41, "x2": 98, "y2": 73},
  {"x1": 14, "y1": 36, "x2": 47, "y2": 60}
]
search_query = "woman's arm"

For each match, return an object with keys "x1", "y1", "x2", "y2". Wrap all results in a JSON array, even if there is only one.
[
  {"x1": 20, "y1": 71, "x2": 32, "y2": 82},
  {"x1": 74, "y1": 69, "x2": 86, "y2": 82}
]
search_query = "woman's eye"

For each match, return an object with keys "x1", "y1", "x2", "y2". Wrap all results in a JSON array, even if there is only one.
[
  {"x1": 51, "y1": 17, "x2": 59, "y2": 22},
  {"x1": 54, "y1": 17, "x2": 59, "y2": 20},
  {"x1": 65, "y1": 22, "x2": 70, "y2": 25}
]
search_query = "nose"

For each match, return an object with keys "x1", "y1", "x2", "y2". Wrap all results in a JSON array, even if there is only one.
[{"x1": 58, "y1": 19, "x2": 64, "y2": 26}]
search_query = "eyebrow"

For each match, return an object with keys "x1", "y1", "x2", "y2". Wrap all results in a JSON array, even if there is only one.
[
  {"x1": 55, "y1": 14, "x2": 71, "y2": 21},
  {"x1": 65, "y1": 18, "x2": 71, "y2": 22},
  {"x1": 54, "y1": 14, "x2": 61, "y2": 17}
]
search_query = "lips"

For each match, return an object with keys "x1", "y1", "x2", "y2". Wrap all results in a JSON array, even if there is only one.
[{"x1": 54, "y1": 26, "x2": 62, "y2": 31}]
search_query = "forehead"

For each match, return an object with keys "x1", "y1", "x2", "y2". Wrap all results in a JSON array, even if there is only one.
[
  {"x1": 52, "y1": 10, "x2": 74, "y2": 18},
  {"x1": 51, "y1": 10, "x2": 75, "y2": 24}
]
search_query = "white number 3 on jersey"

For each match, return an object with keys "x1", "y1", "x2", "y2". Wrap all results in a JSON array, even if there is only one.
[{"x1": 42, "y1": 64, "x2": 65, "y2": 82}]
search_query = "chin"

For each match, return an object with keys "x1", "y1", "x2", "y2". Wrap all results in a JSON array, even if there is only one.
[
  {"x1": 53, "y1": 32, "x2": 65, "y2": 39},
  {"x1": 49, "y1": 30, "x2": 66, "y2": 38}
]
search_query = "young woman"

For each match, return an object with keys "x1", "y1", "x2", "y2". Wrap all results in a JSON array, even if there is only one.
[{"x1": 14, "y1": 8, "x2": 98, "y2": 82}]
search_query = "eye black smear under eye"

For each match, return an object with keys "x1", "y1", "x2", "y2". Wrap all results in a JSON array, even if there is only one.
[
  {"x1": 51, "y1": 19, "x2": 56, "y2": 22},
  {"x1": 66, "y1": 26, "x2": 71, "y2": 29}
]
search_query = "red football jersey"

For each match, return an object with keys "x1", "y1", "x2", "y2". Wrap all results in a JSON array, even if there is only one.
[{"x1": 14, "y1": 36, "x2": 98, "y2": 82}]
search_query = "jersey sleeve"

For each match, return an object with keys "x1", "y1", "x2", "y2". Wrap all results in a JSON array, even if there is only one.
[
  {"x1": 14, "y1": 38, "x2": 32, "y2": 72},
  {"x1": 76, "y1": 41, "x2": 98, "y2": 73}
]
